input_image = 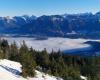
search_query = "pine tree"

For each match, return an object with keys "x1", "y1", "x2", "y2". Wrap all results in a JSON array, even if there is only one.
[{"x1": 9, "y1": 41, "x2": 18, "y2": 61}]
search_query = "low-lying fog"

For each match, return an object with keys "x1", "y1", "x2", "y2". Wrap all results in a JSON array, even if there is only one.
[{"x1": 1, "y1": 37, "x2": 97, "y2": 53}]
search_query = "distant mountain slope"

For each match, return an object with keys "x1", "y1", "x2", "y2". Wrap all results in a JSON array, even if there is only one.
[{"x1": 0, "y1": 12, "x2": 100, "y2": 38}]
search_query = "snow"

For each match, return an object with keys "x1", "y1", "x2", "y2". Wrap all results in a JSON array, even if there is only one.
[
  {"x1": 0, "y1": 59, "x2": 87, "y2": 80},
  {"x1": 52, "y1": 17, "x2": 64, "y2": 21},
  {"x1": 0, "y1": 59, "x2": 22, "y2": 73},
  {"x1": 29, "y1": 70, "x2": 63, "y2": 80},
  {"x1": 67, "y1": 31, "x2": 77, "y2": 35},
  {"x1": 1, "y1": 37, "x2": 92, "y2": 53},
  {"x1": 0, "y1": 59, "x2": 63, "y2": 80},
  {"x1": 0, "y1": 59, "x2": 88, "y2": 80},
  {"x1": 0, "y1": 37, "x2": 91, "y2": 80},
  {"x1": 80, "y1": 75, "x2": 87, "y2": 80},
  {"x1": 0, "y1": 59, "x2": 26, "y2": 80}
]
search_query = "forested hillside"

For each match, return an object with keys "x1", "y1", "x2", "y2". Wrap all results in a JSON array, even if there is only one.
[{"x1": 0, "y1": 39, "x2": 100, "y2": 80}]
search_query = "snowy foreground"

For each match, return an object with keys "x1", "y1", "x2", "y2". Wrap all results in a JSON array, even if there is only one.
[
  {"x1": 2, "y1": 37, "x2": 94, "y2": 53},
  {"x1": 0, "y1": 59, "x2": 63, "y2": 80},
  {"x1": 0, "y1": 59, "x2": 87, "y2": 80},
  {"x1": 0, "y1": 59, "x2": 25, "y2": 80}
]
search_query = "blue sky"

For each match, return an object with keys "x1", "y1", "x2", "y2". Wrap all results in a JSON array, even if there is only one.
[{"x1": 0, "y1": 0, "x2": 100, "y2": 16}]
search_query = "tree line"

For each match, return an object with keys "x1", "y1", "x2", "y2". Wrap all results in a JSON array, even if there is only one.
[{"x1": 0, "y1": 39, "x2": 100, "y2": 80}]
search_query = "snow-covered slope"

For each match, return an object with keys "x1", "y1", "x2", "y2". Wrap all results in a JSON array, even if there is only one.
[
  {"x1": 0, "y1": 59, "x2": 63, "y2": 80},
  {"x1": 0, "y1": 59, "x2": 88, "y2": 80},
  {"x1": 0, "y1": 59, "x2": 26, "y2": 80},
  {"x1": 29, "y1": 70, "x2": 63, "y2": 80},
  {"x1": 80, "y1": 76, "x2": 87, "y2": 80}
]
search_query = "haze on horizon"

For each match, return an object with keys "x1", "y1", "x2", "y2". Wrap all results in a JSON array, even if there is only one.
[{"x1": 0, "y1": 0, "x2": 100, "y2": 17}]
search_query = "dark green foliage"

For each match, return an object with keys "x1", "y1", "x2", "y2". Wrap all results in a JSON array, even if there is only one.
[
  {"x1": 0, "y1": 39, "x2": 100, "y2": 80},
  {"x1": 35, "y1": 49, "x2": 50, "y2": 69},
  {"x1": 21, "y1": 52, "x2": 36, "y2": 77},
  {"x1": 17, "y1": 41, "x2": 36, "y2": 77},
  {"x1": 9, "y1": 41, "x2": 18, "y2": 61}
]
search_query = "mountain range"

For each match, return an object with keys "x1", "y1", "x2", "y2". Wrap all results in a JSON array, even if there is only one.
[{"x1": 1, "y1": 12, "x2": 100, "y2": 38}]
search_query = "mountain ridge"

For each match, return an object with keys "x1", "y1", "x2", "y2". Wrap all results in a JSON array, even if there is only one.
[{"x1": 0, "y1": 12, "x2": 100, "y2": 38}]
